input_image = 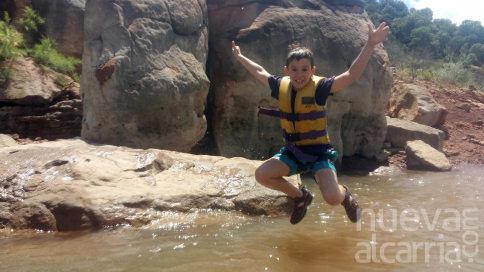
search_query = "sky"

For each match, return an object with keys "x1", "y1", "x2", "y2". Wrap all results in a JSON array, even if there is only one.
[{"x1": 403, "y1": 0, "x2": 484, "y2": 26}]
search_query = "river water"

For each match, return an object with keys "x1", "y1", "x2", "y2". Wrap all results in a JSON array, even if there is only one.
[{"x1": 1, "y1": 165, "x2": 483, "y2": 271}]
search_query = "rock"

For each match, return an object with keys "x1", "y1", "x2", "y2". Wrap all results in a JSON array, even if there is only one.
[
  {"x1": 457, "y1": 103, "x2": 471, "y2": 112},
  {"x1": 385, "y1": 147, "x2": 404, "y2": 155},
  {"x1": 0, "y1": 134, "x2": 17, "y2": 148},
  {"x1": 30, "y1": 0, "x2": 85, "y2": 59},
  {"x1": 470, "y1": 138, "x2": 484, "y2": 146},
  {"x1": 209, "y1": 1, "x2": 392, "y2": 164},
  {"x1": 81, "y1": 0, "x2": 210, "y2": 152},
  {"x1": 470, "y1": 90, "x2": 484, "y2": 104},
  {"x1": 473, "y1": 120, "x2": 483, "y2": 126},
  {"x1": 443, "y1": 149, "x2": 460, "y2": 157},
  {"x1": 388, "y1": 84, "x2": 448, "y2": 126},
  {"x1": 405, "y1": 140, "x2": 452, "y2": 171},
  {"x1": 383, "y1": 142, "x2": 391, "y2": 149},
  {"x1": 0, "y1": 139, "x2": 299, "y2": 231},
  {"x1": 433, "y1": 124, "x2": 449, "y2": 140},
  {"x1": 0, "y1": 58, "x2": 72, "y2": 105},
  {"x1": 386, "y1": 117, "x2": 445, "y2": 151},
  {"x1": 472, "y1": 102, "x2": 484, "y2": 110},
  {"x1": 0, "y1": 98, "x2": 82, "y2": 140},
  {"x1": 375, "y1": 150, "x2": 391, "y2": 162}
]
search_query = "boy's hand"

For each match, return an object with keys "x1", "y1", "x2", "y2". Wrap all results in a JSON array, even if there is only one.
[
  {"x1": 367, "y1": 22, "x2": 390, "y2": 47},
  {"x1": 232, "y1": 41, "x2": 242, "y2": 58}
]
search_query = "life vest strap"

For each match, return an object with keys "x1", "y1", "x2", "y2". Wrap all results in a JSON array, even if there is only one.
[
  {"x1": 258, "y1": 108, "x2": 327, "y2": 121},
  {"x1": 285, "y1": 141, "x2": 317, "y2": 163},
  {"x1": 282, "y1": 128, "x2": 328, "y2": 142}
]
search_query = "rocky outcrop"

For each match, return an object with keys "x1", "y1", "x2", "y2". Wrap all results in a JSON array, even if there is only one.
[
  {"x1": 208, "y1": 0, "x2": 392, "y2": 163},
  {"x1": 0, "y1": 58, "x2": 77, "y2": 106},
  {"x1": 406, "y1": 140, "x2": 452, "y2": 171},
  {"x1": 0, "y1": 139, "x2": 298, "y2": 231},
  {"x1": 385, "y1": 117, "x2": 445, "y2": 151},
  {"x1": 0, "y1": 58, "x2": 81, "y2": 140},
  {"x1": 81, "y1": 0, "x2": 210, "y2": 152},
  {"x1": 29, "y1": 0, "x2": 86, "y2": 59},
  {"x1": 388, "y1": 84, "x2": 448, "y2": 127}
]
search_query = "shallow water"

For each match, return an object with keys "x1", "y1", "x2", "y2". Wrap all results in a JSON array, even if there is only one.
[{"x1": 1, "y1": 165, "x2": 483, "y2": 271}]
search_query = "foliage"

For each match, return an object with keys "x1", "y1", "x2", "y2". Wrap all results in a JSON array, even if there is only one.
[
  {"x1": 19, "y1": 7, "x2": 45, "y2": 38},
  {"x1": 0, "y1": 12, "x2": 26, "y2": 61},
  {"x1": 433, "y1": 62, "x2": 474, "y2": 87},
  {"x1": 364, "y1": 1, "x2": 484, "y2": 61},
  {"x1": 29, "y1": 38, "x2": 81, "y2": 75},
  {"x1": 56, "y1": 75, "x2": 69, "y2": 87},
  {"x1": 72, "y1": 73, "x2": 81, "y2": 83},
  {"x1": 469, "y1": 43, "x2": 484, "y2": 65}
]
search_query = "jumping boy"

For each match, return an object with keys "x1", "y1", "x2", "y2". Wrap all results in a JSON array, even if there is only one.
[{"x1": 232, "y1": 22, "x2": 391, "y2": 224}]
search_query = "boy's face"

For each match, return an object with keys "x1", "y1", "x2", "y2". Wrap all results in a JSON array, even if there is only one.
[{"x1": 284, "y1": 58, "x2": 316, "y2": 90}]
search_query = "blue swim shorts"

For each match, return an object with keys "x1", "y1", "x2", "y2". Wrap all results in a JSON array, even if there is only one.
[{"x1": 273, "y1": 147, "x2": 338, "y2": 176}]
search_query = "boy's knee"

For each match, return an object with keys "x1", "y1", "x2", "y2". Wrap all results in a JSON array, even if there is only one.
[
  {"x1": 323, "y1": 192, "x2": 342, "y2": 206},
  {"x1": 255, "y1": 167, "x2": 267, "y2": 183}
]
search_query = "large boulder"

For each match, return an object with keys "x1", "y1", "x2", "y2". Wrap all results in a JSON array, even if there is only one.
[
  {"x1": 30, "y1": 0, "x2": 86, "y2": 59},
  {"x1": 406, "y1": 140, "x2": 452, "y2": 171},
  {"x1": 385, "y1": 116, "x2": 445, "y2": 151},
  {"x1": 0, "y1": 139, "x2": 298, "y2": 231},
  {"x1": 388, "y1": 84, "x2": 448, "y2": 127},
  {"x1": 81, "y1": 0, "x2": 210, "y2": 151},
  {"x1": 208, "y1": 0, "x2": 392, "y2": 164}
]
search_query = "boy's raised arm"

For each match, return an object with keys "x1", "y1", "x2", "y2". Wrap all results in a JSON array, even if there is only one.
[
  {"x1": 232, "y1": 41, "x2": 270, "y2": 87},
  {"x1": 331, "y1": 22, "x2": 391, "y2": 93}
]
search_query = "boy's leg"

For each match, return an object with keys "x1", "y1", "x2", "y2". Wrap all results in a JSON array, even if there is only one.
[
  {"x1": 256, "y1": 157, "x2": 314, "y2": 224},
  {"x1": 314, "y1": 168, "x2": 345, "y2": 206},
  {"x1": 314, "y1": 168, "x2": 362, "y2": 222},
  {"x1": 255, "y1": 158, "x2": 302, "y2": 198}
]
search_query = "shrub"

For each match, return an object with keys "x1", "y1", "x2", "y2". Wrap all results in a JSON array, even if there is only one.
[
  {"x1": 19, "y1": 7, "x2": 44, "y2": 38},
  {"x1": 72, "y1": 73, "x2": 81, "y2": 83},
  {"x1": 0, "y1": 12, "x2": 26, "y2": 61},
  {"x1": 433, "y1": 62, "x2": 474, "y2": 87},
  {"x1": 56, "y1": 75, "x2": 69, "y2": 87},
  {"x1": 29, "y1": 38, "x2": 81, "y2": 74},
  {"x1": 419, "y1": 70, "x2": 434, "y2": 81}
]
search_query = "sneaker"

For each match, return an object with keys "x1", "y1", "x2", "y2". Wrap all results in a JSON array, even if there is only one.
[
  {"x1": 341, "y1": 185, "x2": 362, "y2": 223},
  {"x1": 290, "y1": 188, "x2": 313, "y2": 225}
]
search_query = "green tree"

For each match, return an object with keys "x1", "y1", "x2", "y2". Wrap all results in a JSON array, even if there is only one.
[
  {"x1": 409, "y1": 26, "x2": 433, "y2": 50},
  {"x1": 457, "y1": 20, "x2": 484, "y2": 45},
  {"x1": 392, "y1": 10, "x2": 433, "y2": 44},
  {"x1": 433, "y1": 19, "x2": 457, "y2": 37},
  {"x1": 469, "y1": 43, "x2": 484, "y2": 65}
]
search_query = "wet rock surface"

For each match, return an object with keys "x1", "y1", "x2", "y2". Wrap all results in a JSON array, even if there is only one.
[{"x1": 0, "y1": 139, "x2": 299, "y2": 231}]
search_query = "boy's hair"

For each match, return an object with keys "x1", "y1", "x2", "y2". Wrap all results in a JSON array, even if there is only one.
[{"x1": 286, "y1": 43, "x2": 314, "y2": 68}]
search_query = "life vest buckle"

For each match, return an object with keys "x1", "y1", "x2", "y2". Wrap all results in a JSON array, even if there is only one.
[
  {"x1": 286, "y1": 113, "x2": 298, "y2": 121},
  {"x1": 282, "y1": 129, "x2": 300, "y2": 142}
]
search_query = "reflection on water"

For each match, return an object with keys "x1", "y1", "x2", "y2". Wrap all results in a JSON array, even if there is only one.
[{"x1": 1, "y1": 165, "x2": 483, "y2": 271}]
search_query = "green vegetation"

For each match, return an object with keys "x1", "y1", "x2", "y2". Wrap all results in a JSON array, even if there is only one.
[
  {"x1": 30, "y1": 38, "x2": 81, "y2": 74},
  {"x1": 0, "y1": 8, "x2": 81, "y2": 84},
  {"x1": 55, "y1": 74, "x2": 69, "y2": 87},
  {"x1": 0, "y1": 12, "x2": 25, "y2": 61},
  {"x1": 18, "y1": 7, "x2": 45, "y2": 39},
  {"x1": 365, "y1": 0, "x2": 484, "y2": 90}
]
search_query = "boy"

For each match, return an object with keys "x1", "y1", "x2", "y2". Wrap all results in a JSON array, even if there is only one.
[{"x1": 232, "y1": 22, "x2": 390, "y2": 224}]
